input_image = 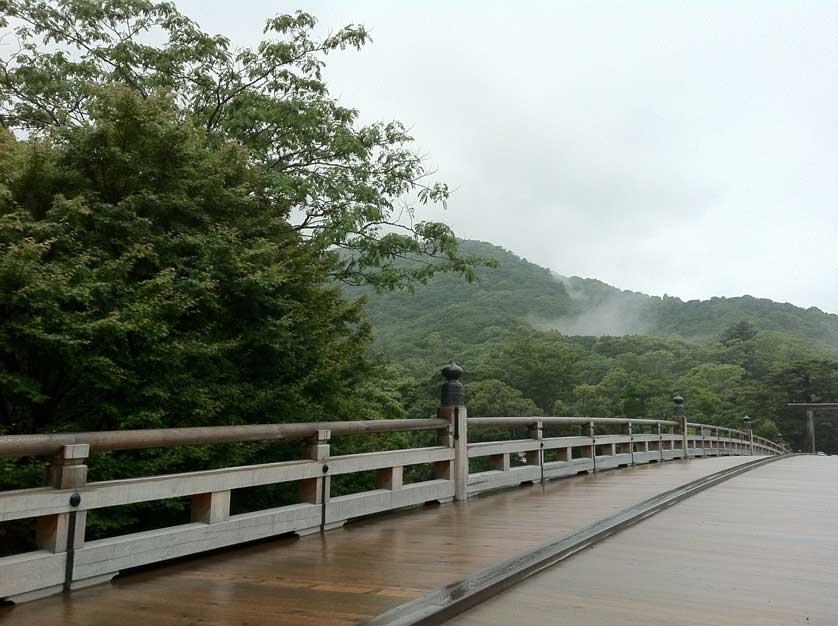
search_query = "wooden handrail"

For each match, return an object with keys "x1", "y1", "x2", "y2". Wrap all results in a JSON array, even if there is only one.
[
  {"x1": 0, "y1": 418, "x2": 449, "y2": 458},
  {"x1": 0, "y1": 416, "x2": 782, "y2": 460},
  {"x1": 689, "y1": 422, "x2": 745, "y2": 438},
  {"x1": 468, "y1": 417, "x2": 676, "y2": 428}
]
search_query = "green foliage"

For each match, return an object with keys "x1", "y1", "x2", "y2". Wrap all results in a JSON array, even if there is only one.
[
  {"x1": 0, "y1": 0, "x2": 490, "y2": 291},
  {"x1": 0, "y1": 0, "x2": 487, "y2": 545},
  {"x1": 1, "y1": 90, "x2": 374, "y2": 439},
  {"x1": 720, "y1": 320, "x2": 758, "y2": 345},
  {"x1": 466, "y1": 379, "x2": 542, "y2": 418},
  {"x1": 355, "y1": 240, "x2": 838, "y2": 453}
]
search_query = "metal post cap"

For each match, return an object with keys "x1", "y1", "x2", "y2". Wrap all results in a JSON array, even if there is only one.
[
  {"x1": 441, "y1": 360, "x2": 463, "y2": 382},
  {"x1": 672, "y1": 394, "x2": 686, "y2": 418},
  {"x1": 440, "y1": 359, "x2": 465, "y2": 407}
]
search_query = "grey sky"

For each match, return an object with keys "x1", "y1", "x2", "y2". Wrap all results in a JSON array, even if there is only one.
[{"x1": 178, "y1": 1, "x2": 838, "y2": 313}]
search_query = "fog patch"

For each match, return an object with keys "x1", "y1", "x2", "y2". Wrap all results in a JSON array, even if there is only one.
[{"x1": 530, "y1": 275, "x2": 653, "y2": 337}]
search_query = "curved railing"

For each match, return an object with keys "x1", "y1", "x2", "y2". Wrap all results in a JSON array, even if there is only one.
[
  {"x1": 0, "y1": 408, "x2": 785, "y2": 604},
  {"x1": 464, "y1": 416, "x2": 783, "y2": 494}
]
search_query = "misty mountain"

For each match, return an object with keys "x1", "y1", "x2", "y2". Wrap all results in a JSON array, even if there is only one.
[{"x1": 346, "y1": 240, "x2": 838, "y2": 357}]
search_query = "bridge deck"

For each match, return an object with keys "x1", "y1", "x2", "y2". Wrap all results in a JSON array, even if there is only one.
[
  {"x1": 0, "y1": 456, "x2": 753, "y2": 626},
  {"x1": 448, "y1": 455, "x2": 837, "y2": 626}
]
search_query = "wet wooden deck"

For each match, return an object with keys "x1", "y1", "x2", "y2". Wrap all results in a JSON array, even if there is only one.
[
  {"x1": 448, "y1": 455, "x2": 837, "y2": 626},
  {"x1": 0, "y1": 456, "x2": 755, "y2": 626}
]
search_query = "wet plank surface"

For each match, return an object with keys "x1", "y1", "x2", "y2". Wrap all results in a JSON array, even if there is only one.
[
  {"x1": 0, "y1": 456, "x2": 752, "y2": 626},
  {"x1": 448, "y1": 455, "x2": 836, "y2": 626}
]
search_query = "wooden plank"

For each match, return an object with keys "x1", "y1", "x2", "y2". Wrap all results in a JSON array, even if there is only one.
[
  {"x1": 0, "y1": 456, "x2": 758, "y2": 625},
  {"x1": 0, "y1": 419, "x2": 450, "y2": 458},
  {"x1": 0, "y1": 459, "x2": 323, "y2": 521},
  {"x1": 101, "y1": 505, "x2": 318, "y2": 567},
  {"x1": 328, "y1": 481, "x2": 454, "y2": 522},
  {"x1": 329, "y1": 448, "x2": 453, "y2": 475},
  {"x1": 542, "y1": 458, "x2": 595, "y2": 478},
  {"x1": 0, "y1": 550, "x2": 64, "y2": 599},
  {"x1": 466, "y1": 467, "x2": 541, "y2": 494},
  {"x1": 542, "y1": 436, "x2": 592, "y2": 450},
  {"x1": 591, "y1": 435, "x2": 631, "y2": 445},
  {"x1": 466, "y1": 440, "x2": 539, "y2": 458},
  {"x1": 361, "y1": 455, "x2": 791, "y2": 626},
  {"x1": 446, "y1": 455, "x2": 836, "y2": 626},
  {"x1": 593, "y1": 453, "x2": 633, "y2": 469},
  {"x1": 0, "y1": 448, "x2": 453, "y2": 522}
]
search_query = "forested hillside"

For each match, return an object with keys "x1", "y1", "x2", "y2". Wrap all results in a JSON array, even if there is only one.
[
  {"x1": 349, "y1": 240, "x2": 838, "y2": 355},
  {"x1": 346, "y1": 240, "x2": 838, "y2": 453}
]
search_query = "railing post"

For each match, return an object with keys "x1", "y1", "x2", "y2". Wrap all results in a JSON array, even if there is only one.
[
  {"x1": 589, "y1": 420, "x2": 597, "y2": 472},
  {"x1": 656, "y1": 422, "x2": 663, "y2": 462},
  {"x1": 37, "y1": 444, "x2": 89, "y2": 554},
  {"x1": 300, "y1": 429, "x2": 331, "y2": 506},
  {"x1": 527, "y1": 420, "x2": 544, "y2": 482},
  {"x1": 627, "y1": 420, "x2": 635, "y2": 465},
  {"x1": 672, "y1": 395, "x2": 689, "y2": 459},
  {"x1": 439, "y1": 360, "x2": 468, "y2": 501}
]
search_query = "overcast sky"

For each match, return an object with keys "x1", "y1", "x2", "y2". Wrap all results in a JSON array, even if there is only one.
[{"x1": 178, "y1": 1, "x2": 838, "y2": 313}]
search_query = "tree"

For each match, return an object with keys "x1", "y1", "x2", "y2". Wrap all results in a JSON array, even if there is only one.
[
  {"x1": 0, "y1": 0, "x2": 490, "y2": 291},
  {"x1": 0, "y1": 1, "x2": 486, "y2": 540},
  {"x1": 466, "y1": 379, "x2": 542, "y2": 418},
  {"x1": 720, "y1": 320, "x2": 758, "y2": 346},
  {"x1": 497, "y1": 335, "x2": 587, "y2": 415},
  {"x1": 1, "y1": 89, "x2": 374, "y2": 435},
  {"x1": 572, "y1": 383, "x2": 608, "y2": 417}
]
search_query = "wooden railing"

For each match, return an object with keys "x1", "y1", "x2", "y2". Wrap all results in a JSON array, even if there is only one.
[
  {"x1": 0, "y1": 364, "x2": 786, "y2": 604},
  {"x1": 465, "y1": 416, "x2": 784, "y2": 496}
]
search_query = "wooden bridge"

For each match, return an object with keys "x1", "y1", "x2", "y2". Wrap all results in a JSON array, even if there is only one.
[{"x1": 2, "y1": 363, "x2": 830, "y2": 626}]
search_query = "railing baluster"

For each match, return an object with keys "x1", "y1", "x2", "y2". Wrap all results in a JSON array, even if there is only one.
[{"x1": 191, "y1": 491, "x2": 231, "y2": 525}]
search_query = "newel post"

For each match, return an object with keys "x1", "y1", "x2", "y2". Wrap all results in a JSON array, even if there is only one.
[
  {"x1": 439, "y1": 360, "x2": 468, "y2": 501},
  {"x1": 37, "y1": 444, "x2": 89, "y2": 554},
  {"x1": 672, "y1": 395, "x2": 689, "y2": 459},
  {"x1": 300, "y1": 429, "x2": 331, "y2": 506},
  {"x1": 743, "y1": 416, "x2": 755, "y2": 456}
]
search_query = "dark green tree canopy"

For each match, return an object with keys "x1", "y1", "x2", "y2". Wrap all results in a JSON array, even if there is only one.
[
  {"x1": 720, "y1": 320, "x2": 758, "y2": 346},
  {"x1": 0, "y1": 90, "x2": 374, "y2": 436},
  {"x1": 466, "y1": 379, "x2": 542, "y2": 418}
]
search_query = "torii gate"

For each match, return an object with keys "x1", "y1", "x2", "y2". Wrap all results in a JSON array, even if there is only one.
[{"x1": 787, "y1": 402, "x2": 838, "y2": 453}]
